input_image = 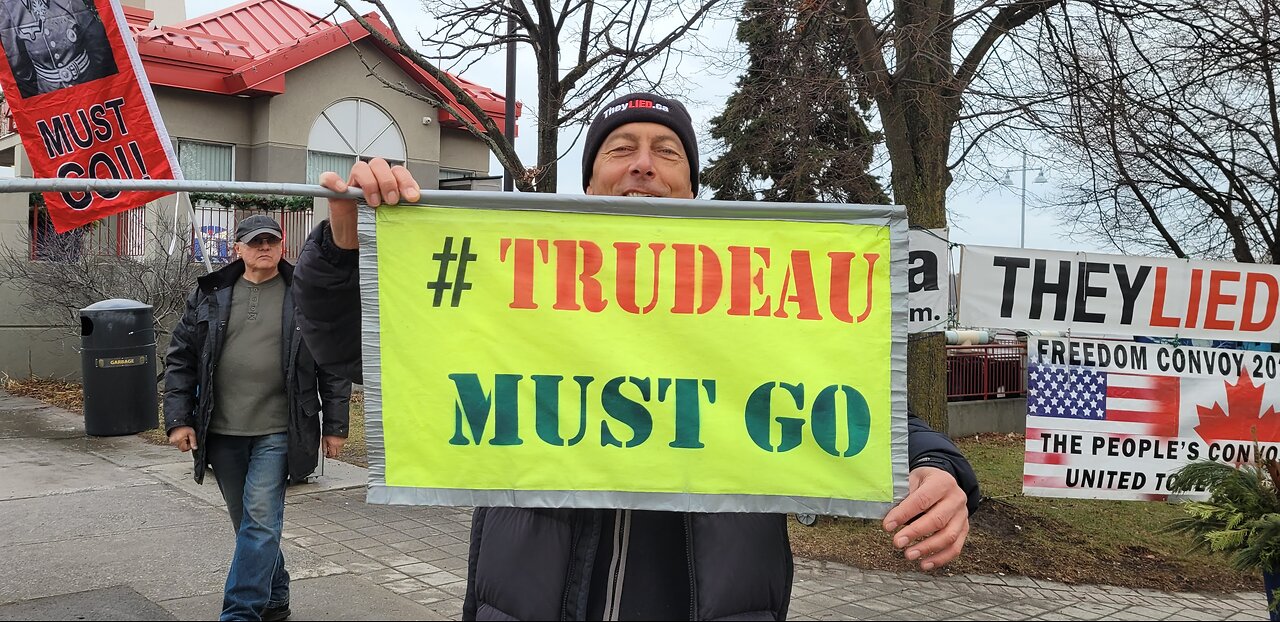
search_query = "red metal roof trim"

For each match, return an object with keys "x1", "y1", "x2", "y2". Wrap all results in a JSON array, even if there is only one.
[
  {"x1": 168, "y1": 0, "x2": 332, "y2": 58},
  {"x1": 437, "y1": 71, "x2": 522, "y2": 130},
  {"x1": 132, "y1": 0, "x2": 517, "y2": 132},
  {"x1": 122, "y1": 5, "x2": 153, "y2": 32},
  {"x1": 226, "y1": 19, "x2": 380, "y2": 95},
  {"x1": 138, "y1": 27, "x2": 255, "y2": 60},
  {"x1": 357, "y1": 16, "x2": 506, "y2": 125}
]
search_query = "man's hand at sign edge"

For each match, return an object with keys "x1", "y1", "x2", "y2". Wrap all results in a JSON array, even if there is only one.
[
  {"x1": 318, "y1": 158, "x2": 421, "y2": 251},
  {"x1": 881, "y1": 462, "x2": 972, "y2": 572}
]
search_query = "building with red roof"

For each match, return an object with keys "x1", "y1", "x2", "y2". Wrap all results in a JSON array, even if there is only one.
[{"x1": 0, "y1": 0, "x2": 519, "y2": 377}]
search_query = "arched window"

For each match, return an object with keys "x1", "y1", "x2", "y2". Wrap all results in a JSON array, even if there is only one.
[{"x1": 306, "y1": 99, "x2": 406, "y2": 183}]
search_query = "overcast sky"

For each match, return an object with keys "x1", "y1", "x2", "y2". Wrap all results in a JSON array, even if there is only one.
[{"x1": 185, "y1": 0, "x2": 1115, "y2": 256}]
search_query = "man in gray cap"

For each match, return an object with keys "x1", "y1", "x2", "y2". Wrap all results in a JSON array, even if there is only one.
[
  {"x1": 296, "y1": 92, "x2": 978, "y2": 620},
  {"x1": 164, "y1": 214, "x2": 352, "y2": 621}
]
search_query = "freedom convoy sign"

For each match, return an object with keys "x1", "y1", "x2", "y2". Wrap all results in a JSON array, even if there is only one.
[
  {"x1": 0, "y1": 0, "x2": 181, "y2": 232},
  {"x1": 1024, "y1": 336, "x2": 1280, "y2": 501},
  {"x1": 357, "y1": 196, "x2": 910, "y2": 518},
  {"x1": 958, "y1": 244, "x2": 1280, "y2": 501}
]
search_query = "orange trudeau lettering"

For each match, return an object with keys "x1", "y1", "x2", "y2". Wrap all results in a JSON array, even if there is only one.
[
  {"x1": 1203, "y1": 270, "x2": 1241, "y2": 331},
  {"x1": 553, "y1": 240, "x2": 608, "y2": 312},
  {"x1": 857, "y1": 254, "x2": 879, "y2": 323},
  {"x1": 1149, "y1": 267, "x2": 1180, "y2": 328},
  {"x1": 502, "y1": 237, "x2": 882, "y2": 323},
  {"x1": 1242, "y1": 273, "x2": 1279, "y2": 332},
  {"x1": 614, "y1": 242, "x2": 665, "y2": 314},
  {"x1": 728, "y1": 246, "x2": 771, "y2": 317},
  {"x1": 671, "y1": 244, "x2": 722, "y2": 315},
  {"x1": 500, "y1": 238, "x2": 548, "y2": 309},
  {"x1": 773, "y1": 250, "x2": 822, "y2": 320},
  {"x1": 827, "y1": 252, "x2": 878, "y2": 324}
]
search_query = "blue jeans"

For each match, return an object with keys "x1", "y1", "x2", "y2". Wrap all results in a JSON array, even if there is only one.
[{"x1": 207, "y1": 432, "x2": 291, "y2": 621}]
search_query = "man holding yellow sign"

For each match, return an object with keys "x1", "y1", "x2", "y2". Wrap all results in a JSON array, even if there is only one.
[{"x1": 295, "y1": 93, "x2": 978, "y2": 621}]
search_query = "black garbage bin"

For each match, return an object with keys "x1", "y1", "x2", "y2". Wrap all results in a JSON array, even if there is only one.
[{"x1": 80, "y1": 299, "x2": 158, "y2": 436}]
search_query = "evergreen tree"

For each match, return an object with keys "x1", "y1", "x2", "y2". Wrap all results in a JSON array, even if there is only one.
[{"x1": 704, "y1": 0, "x2": 887, "y2": 204}]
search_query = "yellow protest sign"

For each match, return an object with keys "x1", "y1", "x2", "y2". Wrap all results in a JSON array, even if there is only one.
[{"x1": 361, "y1": 197, "x2": 907, "y2": 517}]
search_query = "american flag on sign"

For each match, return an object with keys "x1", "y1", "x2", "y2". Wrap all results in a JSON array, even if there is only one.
[{"x1": 1026, "y1": 362, "x2": 1180, "y2": 437}]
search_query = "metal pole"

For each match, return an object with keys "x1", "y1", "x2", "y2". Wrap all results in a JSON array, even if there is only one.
[
  {"x1": 503, "y1": 12, "x2": 517, "y2": 192},
  {"x1": 1019, "y1": 153, "x2": 1027, "y2": 248},
  {"x1": 3, "y1": 178, "x2": 365, "y2": 200},
  {"x1": 0, "y1": 177, "x2": 904, "y2": 219}
]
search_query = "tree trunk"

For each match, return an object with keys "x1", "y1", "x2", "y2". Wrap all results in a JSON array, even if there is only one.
[
  {"x1": 533, "y1": 36, "x2": 562, "y2": 193},
  {"x1": 885, "y1": 85, "x2": 956, "y2": 434},
  {"x1": 899, "y1": 169, "x2": 949, "y2": 433},
  {"x1": 535, "y1": 90, "x2": 560, "y2": 192},
  {"x1": 845, "y1": 0, "x2": 1064, "y2": 433}
]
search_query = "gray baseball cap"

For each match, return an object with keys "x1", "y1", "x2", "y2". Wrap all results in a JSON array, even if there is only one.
[{"x1": 235, "y1": 215, "x2": 283, "y2": 243}]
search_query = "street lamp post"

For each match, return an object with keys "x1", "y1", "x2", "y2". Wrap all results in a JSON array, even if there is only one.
[
  {"x1": 503, "y1": 14, "x2": 516, "y2": 192},
  {"x1": 1000, "y1": 154, "x2": 1048, "y2": 248}
]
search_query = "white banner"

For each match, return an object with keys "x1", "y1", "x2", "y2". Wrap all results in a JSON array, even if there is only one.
[
  {"x1": 908, "y1": 229, "x2": 949, "y2": 334},
  {"x1": 1024, "y1": 336, "x2": 1280, "y2": 501},
  {"x1": 959, "y1": 245, "x2": 1280, "y2": 341}
]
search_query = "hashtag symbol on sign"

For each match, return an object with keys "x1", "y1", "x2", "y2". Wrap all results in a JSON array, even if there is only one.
[{"x1": 426, "y1": 237, "x2": 476, "y2": 307}]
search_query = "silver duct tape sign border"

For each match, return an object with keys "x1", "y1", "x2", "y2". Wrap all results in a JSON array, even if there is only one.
[{"x1": 357, "y1": 194, "x2": 911, "y2": 517}]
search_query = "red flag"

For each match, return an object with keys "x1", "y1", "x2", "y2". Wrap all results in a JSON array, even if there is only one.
[{"x1": 0, "y1": 0, "x2": 181, "y2": 232}]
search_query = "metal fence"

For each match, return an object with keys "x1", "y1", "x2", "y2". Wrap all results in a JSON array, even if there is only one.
[
  {"x1": 27, "y1": 199, "x2": 313, "y2": 265},
  {"x1": 946, "y1": 342, "x2": 1027, "y2": 401},
  {"x1": 29, "y1": 205, "x2": 146, "y2": 261},
  {"x1": 190, "y1": 203, "x2": 313, "y2": 264}
]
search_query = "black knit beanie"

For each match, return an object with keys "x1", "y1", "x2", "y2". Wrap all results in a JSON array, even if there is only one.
[{"x1": 581, "y1": 92, "x2": 698, "y2": 192}]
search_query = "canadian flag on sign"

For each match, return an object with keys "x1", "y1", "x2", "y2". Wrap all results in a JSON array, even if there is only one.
[
  {"x1": 0, "y1": 0, "x2": 182, "y2": 232},
  {"x1": 1194, "y1": 371, "x2": 1280, "y2": 444}
]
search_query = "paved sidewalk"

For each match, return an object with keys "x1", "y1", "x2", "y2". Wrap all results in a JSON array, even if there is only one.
[{"x1": 0, "y1": 391, "x2": 1268, "y2": 620}]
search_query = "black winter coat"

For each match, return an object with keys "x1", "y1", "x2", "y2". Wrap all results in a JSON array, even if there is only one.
[
  {"x1": 293, "y1": 220, "x2": 981, "y2": 621},
  {"x1": 163, "y1": 259, "x2": 351, "y2": 485}
]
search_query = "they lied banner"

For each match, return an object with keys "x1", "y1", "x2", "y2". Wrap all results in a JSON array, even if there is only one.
[{"x1": 959, "y1": 246, "x2": 1280, "y2": 341}]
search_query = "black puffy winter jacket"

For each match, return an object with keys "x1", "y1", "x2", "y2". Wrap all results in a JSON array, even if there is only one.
[{"x1": 163, "y1": 258, "x2": 352, "y2": 484}]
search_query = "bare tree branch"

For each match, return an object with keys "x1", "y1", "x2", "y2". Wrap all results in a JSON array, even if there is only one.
[
  {"x1": 337, "y1": 0, "x2": 538, "y2": 189},
  {"x1": 366, "y1": 0, "x2": 721, "y2": 190},
  {"x1": 1015, "y1": 0, "x2": 1280, "y2": 261}
]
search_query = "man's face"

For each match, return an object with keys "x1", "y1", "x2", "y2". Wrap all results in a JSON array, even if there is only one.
[
  {"x1": 236, "y1": 233, "x2": 283, "y2": 270},
  {"x1": 586, "y1": 122, "x2": 694, "y2": 199}
]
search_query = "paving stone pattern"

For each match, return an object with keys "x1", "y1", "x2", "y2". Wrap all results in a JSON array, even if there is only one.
[{"x1": 283, "y1": 488, "x2": 1268, "y2": 621}]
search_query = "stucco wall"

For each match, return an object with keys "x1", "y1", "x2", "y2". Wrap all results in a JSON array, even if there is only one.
[
  {"x1": 0, "y1": 191, "x2": 30, "y2": 328},
  {"x1": 155, "y1": 88, "x2": 254, "y2": 147},
  {"x1": 0, "y1": 317, "x2": 81, "y2": 378},
  {"x1": 258, "y1": 40, "x2": 444, "y2": 173},
  {"x1": 0, "y1": 187, "x2": 24, "y2": 255},
  {"x1": 0, "y1": 192, "x2": 80, "y2": 379},
  {"x1": 438, "y1": 129, "x2": 492, "y2": 176}
]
